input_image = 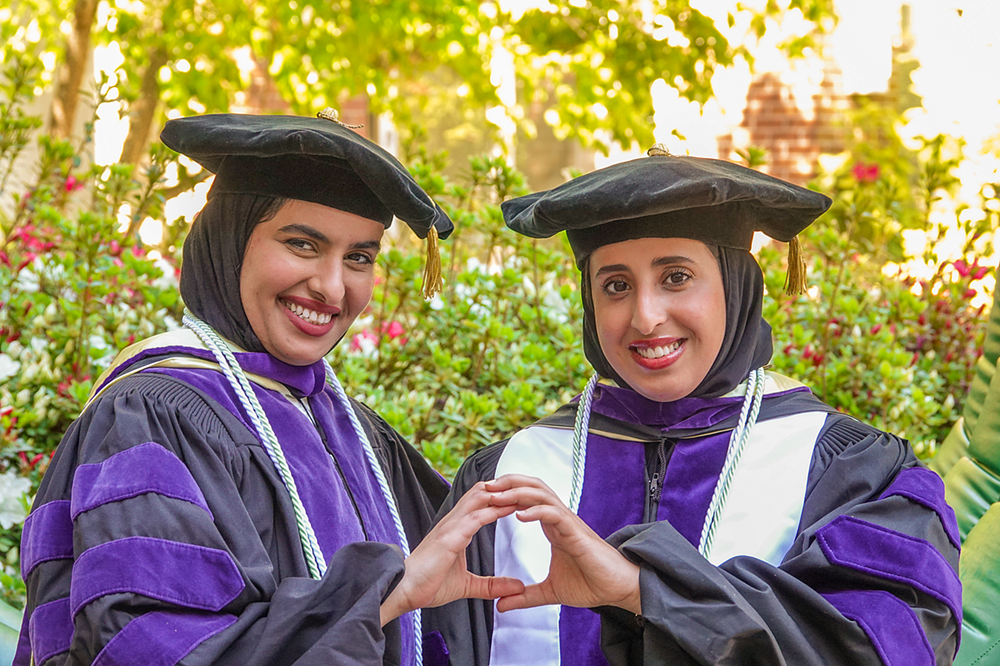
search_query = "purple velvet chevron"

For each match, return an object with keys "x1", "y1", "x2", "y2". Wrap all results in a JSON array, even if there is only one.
[
  {"x1": 28, "y1": 597, "x2": 73, "y2": 665},
  {"x1": 70, "y1": 537, "x2": 244, "y2": 615},
  {"x1": 816, "y1": 515, "x2": 962, "y2": 626},
  {"x1": 93, "y1": 611, "x2": 236, "y2": 666},
  {"x1": 71, "y1": 442, "x2": 213, "y2": 520},
  {"x1": 879, "y1": 466, "x2": 961, "y2": 550},
  {"x1": 21, "y1": 500, "x2": 73, "y2": 577},
  {"x1": 822, "y1": 589, "x2": 935, "y2": 666},
  {"x1": 422, "y1": 630, "x2": 450, "y2": 666}
]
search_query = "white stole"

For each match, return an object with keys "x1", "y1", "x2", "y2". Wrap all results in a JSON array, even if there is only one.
[{"x1": 489, "y1": 410, "x2": 827, "y2": 665}]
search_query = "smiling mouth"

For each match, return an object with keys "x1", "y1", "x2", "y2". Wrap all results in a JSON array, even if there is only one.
[
  {"x1": 280, "y1": 298, "x2": 335, "y2": 326},
  {"x1": 632, "y1": 340, "x2": 683, "y2": 359}
]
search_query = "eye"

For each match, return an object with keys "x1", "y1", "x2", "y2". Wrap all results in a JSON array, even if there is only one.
[
  {"x1": 663, "y1": 269, "x2": 693, "y2": 288},
  {"x1": 601, "y1": 278, "x2": 631, "y2": 297},
  {"x1": 284, "y1": 238, "x2": 317, "y2": 253},
  {"x1": 346, "y1": 251, "x2": 376, "y2": 267}
]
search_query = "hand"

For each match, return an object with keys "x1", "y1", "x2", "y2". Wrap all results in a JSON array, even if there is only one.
[
  {"x1": 486, "y1": 474, "x2": 642, "y2": 615},
  {"x1": 380, "y1": 481, "x2": 525, "y2": 626}
]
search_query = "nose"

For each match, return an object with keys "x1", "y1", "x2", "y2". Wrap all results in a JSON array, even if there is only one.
[
  {"x1": 631, "y1": 284, "x2": 667, "y2": 336},
  {"x1": 307, "y1": 257, "x2": 346, "y2": 304}
]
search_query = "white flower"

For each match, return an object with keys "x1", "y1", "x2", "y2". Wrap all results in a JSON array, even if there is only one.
[
  {"x1": 0, "y1": 471, "x2": 31, "y2": 529},
  {"x1": 0, "y1": 353, "x2": 19, "y2": 381}
]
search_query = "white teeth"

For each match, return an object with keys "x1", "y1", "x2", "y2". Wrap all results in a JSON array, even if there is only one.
[
  {"x1": 635, "y1": 341, "x2": 681, "y2": 359},
  {"x1": 281, "y1": 299, "x2": 333, "y2": 325}
]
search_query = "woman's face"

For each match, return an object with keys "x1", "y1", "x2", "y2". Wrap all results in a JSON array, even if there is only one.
[
  {"x1": 240, "y1": 199, "x2": 383, "y2": 366},
  {"x1": 590, "y1": 237, "x2": 726, "y2": 402}
]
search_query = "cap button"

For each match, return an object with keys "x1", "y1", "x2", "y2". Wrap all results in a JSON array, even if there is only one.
[
  {"x1": 646, "y1": 143, "x2": 672, "y2": 157},
  {"x1": 317, "y1": 107, "x2": 364, "y2": 130}
]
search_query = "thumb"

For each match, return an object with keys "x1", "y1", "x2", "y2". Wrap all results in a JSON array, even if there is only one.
[{"x1": 464, "y1": 574, "x2": 525, "y2": 601}]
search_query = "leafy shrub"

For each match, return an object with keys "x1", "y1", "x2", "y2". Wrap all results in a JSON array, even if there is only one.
[{"x1": 0, "y1": 56, "x2": 184, "y2": 605}]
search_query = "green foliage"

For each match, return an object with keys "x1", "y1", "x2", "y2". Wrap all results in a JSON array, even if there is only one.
[
  {"x1": 764, "y1": 139, "x2": 997, "y2": 459},
  {"x1": 330, "y1": 154, "x2": 590, "y2": 477},
  {"x1": 0, "y1": 55, "x2": 184, "y2": 607}
]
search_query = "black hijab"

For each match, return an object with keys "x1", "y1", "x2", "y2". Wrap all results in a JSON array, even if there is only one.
[
  {"x1": 581, "y1": 245, "x2": 773, "y2": 399},
  {"x1": 179, "y1": 193, "x2": 286, "y2": 353}
]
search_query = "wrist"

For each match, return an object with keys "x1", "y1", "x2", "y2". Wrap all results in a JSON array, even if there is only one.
[{"x1": 618, "y1": 562, "x2": 643, "y2": 615}]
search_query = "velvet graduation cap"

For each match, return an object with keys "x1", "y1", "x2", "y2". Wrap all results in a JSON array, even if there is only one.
[
  {"x1": 502, "y1": 145, "x2": 832, "y2": 294},
  {"x1": 160, "y1": 110, "x2": 453, "y2": 296}
]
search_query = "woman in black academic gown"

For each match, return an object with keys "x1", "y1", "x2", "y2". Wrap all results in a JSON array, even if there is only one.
[
  {"x1": 439, "y1": 147, "x2": 962, "y2": 666},
  {"x1": 16, "y1": 113, "x2": 521, "y2": 666}
]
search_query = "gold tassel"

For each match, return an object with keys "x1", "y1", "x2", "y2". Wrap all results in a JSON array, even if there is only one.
[
  {"x1": 784, "y1": 235, "x2": 807, "y2": 296},
  {"x1": 422, "y1": 226, "x2": 443, "y2": 299}
]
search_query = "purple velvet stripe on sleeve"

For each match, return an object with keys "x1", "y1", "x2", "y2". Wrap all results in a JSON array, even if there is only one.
[
  {"x1": 71, "y1": 442, "x2": 212, "y2": 521},
  {"x1": 816, "y1": 515, "x2": 962, "y2": 626},
  {"x1": 28, "y1": 597, "x2": 73, "y2": 666},
  {"x1": 822, "y1": 589, "x2": 935, "y2": 666},
  {"x1": 93, "y1": 611, "x2": 236, "y2": 666},
  {"x1": 878, "y1": 466, "x2": 961, "y2": 551},
  {"x1": 422, "y1": 631, "x2": 450, "y2": 666},
  {"x1": 70, "y1": 537, "x2": 244, "y2": 616},
  {"x1": 21, "y1": 500, "x2": 73, "y2": 578}
]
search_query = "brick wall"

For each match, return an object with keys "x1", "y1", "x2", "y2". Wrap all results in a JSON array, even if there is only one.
[{"x1": 718, "y1": 60, "x2": 849, "y2": 186}]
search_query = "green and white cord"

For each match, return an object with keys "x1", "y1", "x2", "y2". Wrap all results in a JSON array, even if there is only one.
[
  {"x1": 570, "y1": 367, "x2": 768, "y2": 562},
  {"x1": 697, "y1": 367, "x2": 767, "y2": 559},
  {"x1": 569, "y1": 373, "x2": 601, "y2": 513},
  {"x1": 183, "y1": 312, "x2": 327, "y2": 578},
  {"x1": 183, "y1": 312, "x2": 421, "y2": 664},
  {"x1": 323, "y1": 359, "x2": 422, "y2": 666}
]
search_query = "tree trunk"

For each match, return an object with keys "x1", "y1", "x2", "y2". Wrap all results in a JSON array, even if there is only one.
[
  {"x1": 118, "y1": 47, "x2": 169, "y2": 165},
  {"x1": 48, "y1": 0, "x2": 100, "y2": 139}
]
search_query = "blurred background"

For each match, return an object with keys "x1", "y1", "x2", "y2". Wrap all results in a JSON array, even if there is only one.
[{"x1": 1, "y1": 0, "x2": 999, "y2": 607}]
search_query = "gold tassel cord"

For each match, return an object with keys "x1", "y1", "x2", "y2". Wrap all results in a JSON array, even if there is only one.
[
  {"x1": 422, "y1": 226, "x2": 444, "y2": 299},
  {"x1": 784, "y1": 235, "x2": 807, "y2": 296}
]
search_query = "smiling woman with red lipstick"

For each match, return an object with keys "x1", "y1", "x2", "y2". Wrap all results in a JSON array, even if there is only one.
[
  {"x1": 439, "y1": 148, "x2": 962, "y2": 666},
  {"x1": 16, "y1": 113, "x2": 523, "y2": 666}
]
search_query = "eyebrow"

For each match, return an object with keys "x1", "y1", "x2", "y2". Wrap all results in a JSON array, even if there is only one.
[
  {"x1": 594, "y1": 255, "x2": 695, "y2": 277},
  {"x1": 278, "y1": 224, "x2": 329, "y2": 244},
  {"x1": 278, "y1": 224, "x2": 381, "y2": 251}
]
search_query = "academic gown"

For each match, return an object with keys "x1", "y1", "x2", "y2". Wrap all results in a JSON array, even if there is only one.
[
  {"x1": 435, "y1": 373, "x2": 962, "y2": 666},
  {"x1": 15, "y1": 330, "x2": 453, "y2": 666}
]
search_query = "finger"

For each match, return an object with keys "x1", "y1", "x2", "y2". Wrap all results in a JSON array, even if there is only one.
[
  {"x1": 433, "y1": 504, "x2": 519, "y2": 548},
  {"x1": 495, "y1": 582, "x2": 554, "y2": 612},
  {"x1": 487, "y1": 486, "x2": 564, "y2": 510},
  {"x1": 515, "y1": 506, "x2": 594, "y2": 540},
  {"x1": 485, "y1": 474, "x2": 557, "y2": 493},
  {"x1": 463, "y1": 574, "x2": 525, "y2": 600}
]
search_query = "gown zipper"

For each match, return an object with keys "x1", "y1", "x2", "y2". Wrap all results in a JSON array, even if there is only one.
[{"x1": 645, "y1": 438, "x2": 670, "y2": 522}]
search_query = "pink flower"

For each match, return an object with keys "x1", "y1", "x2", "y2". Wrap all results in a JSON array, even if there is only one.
[
  {"x1": 871, "y1": 324, "x2": 882, "y2": 335},
  {"x1": 109, "y1": 240, "x2": 122, "y2": 256},
  {"x1": 852, "y1": 162, "x2": 879, "y2": 183},
  {"x1": 382, "y1": 321, "x2": 405, "y2": 340},
  {"x1": 16, "y1": 252, "x2": 37, "y2": 271},
  {"x1": 350, "y1": 330, "x2": 378, "y2": 352},
  {"x1": 964, "y1": 288, "x2": 977, "y2": 299},
  {"x1": 0, "y1": 251, "x2": 9, "y2": 267},
  {"x1": 953, "y1": 259, "x2": 970, "y2": 277},
  {"x1": 972, "y1": 266, "x2": 990, "y2": 281},
  {"x1": 131, "y1": 244, "x2": 145, "y2": 258},
  {"x1": 64, "y1": 175, "x2": 84, "y2": 192}
]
